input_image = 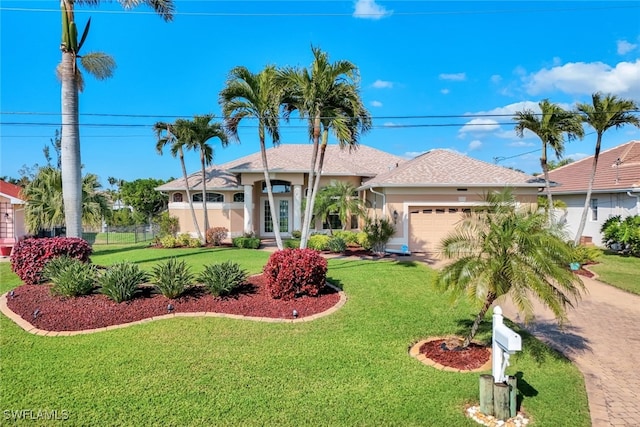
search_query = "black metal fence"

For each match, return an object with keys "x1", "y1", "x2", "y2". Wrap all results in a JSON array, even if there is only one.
[{"x1": 82, "y1": 225, "x2": 159, "y2": 245}]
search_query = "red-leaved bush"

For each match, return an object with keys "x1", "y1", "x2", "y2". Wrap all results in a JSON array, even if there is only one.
[
  {"x1": 10, "y1": 237, "x2": 93, "y2": 285},
  {"x1": 263, "y1": 248, "x2": 327, "y2": 300}
]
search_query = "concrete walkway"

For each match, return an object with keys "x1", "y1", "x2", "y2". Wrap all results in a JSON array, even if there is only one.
[{"x1": 496, "y1": 273, "x2": 640, "y2": 427}]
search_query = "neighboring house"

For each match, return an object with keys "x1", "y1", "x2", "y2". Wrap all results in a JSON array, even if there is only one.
[
  {"x1": 157, "y1": 145, "x2": 541, "y2": 255},
  {"x1": 0, "y1": 180, "x2": 27, "y2": 256},
  {"x1": 548, "y1": 140, "x2": 640, "y2": 246}
]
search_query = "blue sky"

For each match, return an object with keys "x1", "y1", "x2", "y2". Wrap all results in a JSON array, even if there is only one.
[{"x1": 2, "y1": 1, "x2": 639, "y2": 186}]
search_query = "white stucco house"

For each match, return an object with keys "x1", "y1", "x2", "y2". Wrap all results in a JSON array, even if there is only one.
[{"x1": 548, "y1": 140, "x2": 640, "y2": 246}]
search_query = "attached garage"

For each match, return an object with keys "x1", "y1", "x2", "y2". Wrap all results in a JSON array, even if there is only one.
[{"x1": 408, "y1": 206, "x2": 468, "y2": 254}]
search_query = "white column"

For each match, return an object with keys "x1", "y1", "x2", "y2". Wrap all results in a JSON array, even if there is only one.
[
  {"x1": 293, "y1": 185, "x2": 302, "y2": 232},
  {"x1": 243, "y1": 185, "x2": 253, "y2": 235}
]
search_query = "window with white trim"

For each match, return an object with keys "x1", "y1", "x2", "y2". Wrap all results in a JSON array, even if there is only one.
[
  {"x1": 590, "y1": 199, "x2": 598, "y2": 221},
  {"x1": 192, "y1": 192, "x2": 224, "y2": 203}
]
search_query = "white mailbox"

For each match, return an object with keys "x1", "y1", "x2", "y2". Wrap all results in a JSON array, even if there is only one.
[
  {"x1": 494, "y1": 323, "x2": 522, "y2": 352},
  {"x1": 492, "y1": 306, "x2": 522, "y2": 383}
]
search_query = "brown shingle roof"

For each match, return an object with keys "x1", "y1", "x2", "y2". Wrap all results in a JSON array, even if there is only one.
[
  {"x1": 361, "y1": 149, "x2": 540, "y2": 188},
  {"x1": 548, "y1": 141, "x2": 640, "y2": 193}
]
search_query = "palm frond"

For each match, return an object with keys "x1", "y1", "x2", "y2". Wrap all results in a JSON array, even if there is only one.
[{"x1": 79, "y1": 52, "x2": 116, "y2": 80}]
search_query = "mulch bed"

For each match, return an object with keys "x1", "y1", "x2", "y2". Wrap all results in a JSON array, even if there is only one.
[
  {"x1": 5, "y1": 274, "x2": 340, "y2": 332},
  {"x1": 420, "y1": 339, "x2": 491, "y2": 370}
]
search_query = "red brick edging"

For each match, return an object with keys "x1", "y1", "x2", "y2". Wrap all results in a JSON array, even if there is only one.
[
  {"x1": 409, "y1": 336, "x2": 492, "y2": 373},
  {"x1": 0, "y1": 283, "x2": 347, "y2": 337}
]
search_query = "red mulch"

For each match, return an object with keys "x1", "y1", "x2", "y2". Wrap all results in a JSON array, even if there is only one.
[
  {"x1": 573, "y1": 268, "x2": 595, "y2": 278},
  {"x1": 420, "y1": 339, "x2": 491, "y2": 370},
  {"x1": 5, "y1": 274, "x2": 340, "y2": 332}
]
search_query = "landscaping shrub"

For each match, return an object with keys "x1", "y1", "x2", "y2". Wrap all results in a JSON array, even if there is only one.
[
  {"x1": 334, "y1": 230, "x2": 358, "y2": 246},
  {"x1": 206, "y1": 227, "x2": 228, "y2": 246},
  {"x1": 10, "y1": 237, "x2": 92, "y2": 285},
  {"x1": 98, "y1": 262, "x2": 148, "y2": 303},
  {"x1": 45, "y1": 257, "x2": 97, "y2": 297},
  {"x1": 159, "y1": 235, "x2": 178, "y2": 248},
  {"x1": 356, "y1": 231, "x2": 372, "y2": 251},
  {"x1": 232, "y1": 236, "x2": 261, "y2": 249},
  {"x1": 363, "y1": 217, "x2": 395, "y2": 254},
  {"x1": 308, "y1": 234, "x2": 330, "y2": 251},
  {"x1": 291, "y1": 230, "x2": 302, "y2": 239},
  {"x1": 187, "y1": 237, "x2": 202, "y2": 248},
  {"x1": 154, "y1": 211, "x2": 179, "y2": 237},
  {"x1": 569, "y1": 244, "x2": 603, "y2": 265},
  {"x1": 177, "y1": 233, "x2": 193, "y2": 247},
  {"x1": 601, "y1": 215, "x2": 640, "y2": 256},
  {"x1": 284, "y1": 239, "x2": 300, "y2": 249},
  {"x1": 327, "y1": 236, "x2": 346, "y2": 253},
  {"x1": 263, "y1": 249, "x2": 327, "y2": 300},
  {"x1": 199, "y1": 261, "x2": 248, "y2": 297},
  {"x1": 151, "y1": 258, "x2": 194, "y2": 299}
]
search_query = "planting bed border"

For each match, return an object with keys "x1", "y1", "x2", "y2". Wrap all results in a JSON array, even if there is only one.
[{"x1": 409, "y1": 336, "x2": 492, "y2": 373}]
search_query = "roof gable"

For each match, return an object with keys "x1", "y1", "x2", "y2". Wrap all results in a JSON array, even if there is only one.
[
  {"x1": 0, "y1": 181, "x2": 25, "y2": 203},
  {"x1": 548, "y1": 140, "x2": 640, "y2": 193},
  {"x1": 361, "y1": 149, "x2": 539, "y2": 187}
]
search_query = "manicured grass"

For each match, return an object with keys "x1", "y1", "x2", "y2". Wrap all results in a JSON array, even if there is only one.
[
  {"x1": 0, "y1": 246, "x2": 590, "y2": 426},
  {"x1": 589, "y1": 252, "x2": 640, "y2": 295}
]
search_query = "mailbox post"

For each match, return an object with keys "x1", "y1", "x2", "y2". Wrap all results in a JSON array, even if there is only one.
[{"x1": 492, "y1": 306, "x2": 521, "y2": 382}]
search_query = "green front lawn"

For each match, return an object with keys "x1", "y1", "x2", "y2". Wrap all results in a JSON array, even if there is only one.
[
  {"x1": 589, "y1": 252, "x2": 640, "y2": 295},
  {"x1": 0, "y1": 245, "x2": 590, "y2": 426}
]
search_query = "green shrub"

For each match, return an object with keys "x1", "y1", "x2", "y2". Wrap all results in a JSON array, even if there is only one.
[
  {"x1": 363, "y1": 217, "x2": 395, "y2": 254},
  {"x1": 187, "y1": 237, "x2": 202, "y2": 248},
  {"x1": 98, "y1": 262, "x2": 148, "y2": 303},
  {"x1": 206, "y1": 227, "x2": 229, "y2": 246},
  {"x1": 151, "y1": 258, "x2": 194, "y2": 299},
  {"x1": 232, "y1": 236, "x2": 261, "y2": 249},
  {"x1": 308, "y1": 234, "x2": 330, "y2": 251},
  {"x1": 199, "y1": 261, "x2": 248, "y2": 297},
  {"x1": 569, "y1": 244, "x2": 603, "y2": 265},
  {"x1": 159, "y1": 235, "x2": 178, "y2": 248},
  {"x1": 327, "y1": 236, "x2": 346, "y2": 253},
  {"x1": 291, "y1": 230, "x2": 302, "y2": 239},
  {"x1": 334, "y1": 230, "x2": 358, "y2": 245},
  {"x1": 601, "y1": 215, "x2": 640, "y2": 256},
  {"x1": 177, "y1": 233, "x2": 193, "y2": 247},
  {"x1": 284, "y1": 239, "x2": 301, "y2": 249},
  {"x1": 45, "y1": 257, "x2": 97, "y2": 297},
  {"x1": 154, "y1": 211, "x2": 179, "y2": 237},
  {"x1": 356, "y1": 231, "x2": 372, "y2": 251}
]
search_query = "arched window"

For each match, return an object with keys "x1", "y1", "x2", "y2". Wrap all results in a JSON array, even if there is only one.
[
  {"x1": 233, "y1": 193, "x2": 245, "y2": 203},
  {"x1": 262, "y1": 180, "x2": 290, "y2": 194},
  {"x1": 192, "y1": 193, "x2": 224, "y2": 203},
  {"x1": 172, "y1": 193, "x2": 183, "y2": 203}
]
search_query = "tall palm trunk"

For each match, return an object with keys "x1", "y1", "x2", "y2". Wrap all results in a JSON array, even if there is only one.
[
  {"x1": 540, "y1": 146, "x2": 554, "y2": 225},
  {"x1": 60, "y1": 50, "x2": 83, "y2": 238},
  {"x1": 200, "y1": 151, "x2": 209, "y2": 238},
  {"x1": 574, "y1": 132, "x2": 603, "y2": 245},
  {"x1": 179, "y1": 148, "x2": 203, "y2": 242},
  {"x1": 259, "y1": 131, "x2": 283, "y2": 250},
  {"x1": 306, "y1": 130, "x2": 329, "y2": 243},
  {"x1": 300, "y1": 114, "x2": 322, "y2": 249},
  {"x1": 463, "y1": 292, "x2": 497, "y2": 348}
]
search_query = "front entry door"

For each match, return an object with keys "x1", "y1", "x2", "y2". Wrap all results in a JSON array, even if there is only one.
[{"x1": 261, "y1": 197, "x2": 291, "y2": 237}]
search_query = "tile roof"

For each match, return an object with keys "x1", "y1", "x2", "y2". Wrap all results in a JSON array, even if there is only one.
[
  {"x1": 361, "y1": 149, "x2": 540, "y2": 188},
  {"x1": 157, "y1": 144, "x2": 406, "y2": 191},
  {"x1": 548, "y1": 141, "x2": 640, "y2": 193},
  {"x1": 0, "y1": 180, "x2": 25, "y2": 202}
]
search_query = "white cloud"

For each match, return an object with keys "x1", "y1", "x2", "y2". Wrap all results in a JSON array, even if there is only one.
[
  {"x1": 470, "y1": 101, "x2": 540, "y2": 116},
  {"x1": 440, "y1": 88, "x2": 450, "y2": 95},
  {"x1": 617, "y1": 40, "x2": 637, "y2": 55},
  {"x1": 372, "y1": 79, "x2": 393, "y2": 89},
  {"x1": 353, "y1": 0, "x2": 392, "y2": 20},
  {"x1": 525, "y1": 59, "x2": 640, "y2": 98},
  {"x1": 508, "y1": 140, "x2": 536, "y2": 148},
  {"x1": 458, "y1": 118, "x2": 500, "y2": 137},
  {"x1": 371, "y1": 100, "x2": 383, "y2": 107},
  {"x1": 403, "y1": 151, "x2": 427, "y2": 159},
  {"x1": 383, "y1": 122, "x2": 399, "y2": 127},
  {"x1": 565, "y1": 152, "x2": 590, "y2": 161},
  {"x1": 468, "y1": 140, "x2": 482, "y2": 151},
  {"x1": 490, "y1": 75, "x2": 502, "y2": 84},
  {"x1": 439, "y1": 72, "x2": 466, "y2": 81}
]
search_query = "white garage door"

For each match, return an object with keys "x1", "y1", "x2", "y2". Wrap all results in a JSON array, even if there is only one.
[{"x1": 408, "y1": 207, "x2": 467, "y2": 254}]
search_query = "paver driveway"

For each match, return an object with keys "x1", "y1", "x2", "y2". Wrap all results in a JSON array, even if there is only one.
[{"x1": 497, "y1": 274, "x2": 640, "y2": 427}]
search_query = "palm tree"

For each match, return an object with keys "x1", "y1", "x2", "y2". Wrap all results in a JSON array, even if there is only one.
[
  {"x1": 435, "y1": 189, "x2": 585, "y2": 348},
  {"x1": 181, "y1": 114, "x2": 229, "y2": 234},
  {"x1": 154, "y1": 120, "x2": 203, "y2": 243},
  {"x1": 313, "y1": 182, "x2": 366, "y2": 233},
  {"x1": 514, "y1": 100, "x2": 584, "y2": 223},
  {"x1": 219, "y1": 65, "x2": 285, "y2": 250},
  {"x1": 279, "y1": 47, "x2": 372, "y2": 248},
  {"x1": 573, "y1": 92, "x2": 640, "y2": 245},
  {"x1": 58, "y1": 1, "x2": 173, "y2": 238},
  {"x1": 23, "y1": 166, "x2": 109, "y2": 234}
]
